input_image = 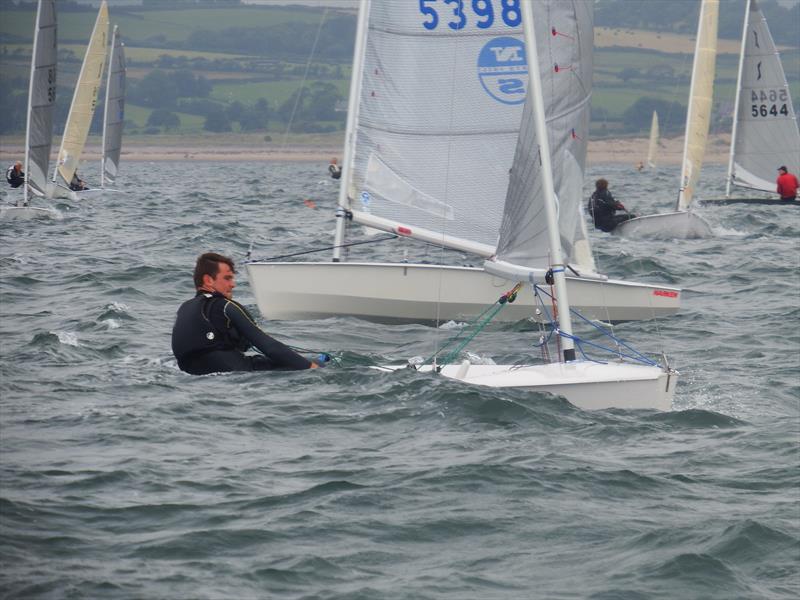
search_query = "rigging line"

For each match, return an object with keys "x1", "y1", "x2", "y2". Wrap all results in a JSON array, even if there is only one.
[
  {"x1": 431, "y1": 35, "x2": 464, "y2": 364},
  {"x1": 280, "y1": 6, "x2": 329, "y2": 149},
  {"x1": 250, "y1": 234, "x2": 398, "y2": 262}
]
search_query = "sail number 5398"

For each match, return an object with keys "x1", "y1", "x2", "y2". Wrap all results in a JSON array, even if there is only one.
[{"x1": 419, "y1": 0, "x2": 522, "y2": 30}]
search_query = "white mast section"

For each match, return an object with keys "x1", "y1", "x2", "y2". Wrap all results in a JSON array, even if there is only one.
[
  {"x1": 726, "y1": 0, "x2": 751, "y2": 198},
  {"x1": 519, "y1": 0, "x2": 575, "y2": 361},
  {"x1": 332, "y1": 0, "x2": 370, "y2": 262}
]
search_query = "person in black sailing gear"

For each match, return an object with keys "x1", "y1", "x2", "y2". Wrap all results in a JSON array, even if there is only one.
[
  {"x1": 587, "y1": 178, "x2": 636, "y2": 232},
  {"x1": 328, "y1": 157, "x2": 342, "y2": 180},
  {"x1": 171, "y1": 252, "x2": 319, "y2": 375},
  {"x1": 69, "y1": 171, "x2": 89, "y2": 191},
  {"x1": 6, "y1": 161, "x2": 24, "y2": 188}
]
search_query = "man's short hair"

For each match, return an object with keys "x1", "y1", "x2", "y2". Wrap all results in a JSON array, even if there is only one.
[{"x1": 194, "y1": 252, "x2": 235, "y2": 289}]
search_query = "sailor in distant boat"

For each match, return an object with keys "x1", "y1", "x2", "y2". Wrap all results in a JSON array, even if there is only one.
[
  {"x1": 6, "y1": 161, "x2": 24, "y2": 188},
  {"x1": 328, "y1": 157, "x2": 342, "y2": 180},
  {"x1": 587, "y1": 179, "x2": 636, "y2": 232},
  {"x1": 69, "y1": 172, "x2": 89, "y2": 191},
  {"x1": 776, "y1": 166, "x2": 799, "y2": 201},
  {"x1": 172, "y1": 252, "x2": 319, "y2": 375}
]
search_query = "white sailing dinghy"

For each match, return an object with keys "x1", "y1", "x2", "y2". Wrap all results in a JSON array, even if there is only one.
[
  {"x1": 47, "y1": 0, "x2": 109, "y2": 200},
  {"x1": 2, "y1": 0, "x2": 58, "y2": 220},
  {"x1": 702, "y1": 0, "x2": 800, "y2": 207},
  {"x1": 101, "y1": 24, "x2": 126, "y2": 189},
  {"x1": 376, "y1": 1, "x2": 677, "y2": 412},
  {"x1": 616, "y1": 0, "x2": 718, "y2": 238},
  {"x1": 246, "y1": 0, "x2": 681, "y2": 325},
  {"x1": 646, "y1": 111, "x2": 659, "y2": 169}
]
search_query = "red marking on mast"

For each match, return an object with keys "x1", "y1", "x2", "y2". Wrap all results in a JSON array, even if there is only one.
[{"x1": 397, "y1": 227, "x2": 412, "y2": 236}]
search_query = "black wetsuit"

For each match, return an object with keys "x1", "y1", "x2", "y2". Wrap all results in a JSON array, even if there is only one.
[
  {"x1": 588, "y1": 189, "x2": 634, "y2": 232},
  {"x1": 328, "y1": 164, "x2": 342, "y2": 180},
  {"x1": 6, "y1": 166, "x2": 24, "y2": 188},
  {"x1": 171, "y1": 291, "x2": 312, "y2": 375},
  {"x1": 69, "y1": 174, "x2": 88, "y2": 191}
]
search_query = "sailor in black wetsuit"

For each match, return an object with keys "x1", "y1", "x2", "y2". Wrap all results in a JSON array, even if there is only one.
[
  {"x1": 172, "y1": 252, "x2": 317, "y2": 375},
  {"x1": 328, "y1": 157, "x2": 342, "y2": 180},
  {"x1": 587, "y1": 178, "x2": 635, "y2": 232},
  {"x1": 6, "y1": 161, "x2": 24, "y2": 188}
]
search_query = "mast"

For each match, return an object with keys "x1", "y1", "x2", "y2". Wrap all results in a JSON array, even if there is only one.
[
  {"x1": 726, "y1": 0, "x2": 751, "y2": 198},
  {"x1": 332, "y1": 0, "x2": 370, "y2": 262},
  {"x1": 520, "y1": 0, "x2": 575, "y2": 362},
  {"x1": 101, "y1": 25, "x2": 118, "y2": 189}
]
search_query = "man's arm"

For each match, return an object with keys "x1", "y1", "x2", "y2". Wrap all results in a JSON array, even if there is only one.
[{"x1": 224, "y1": 301, "x2": 313, "y2": 370}]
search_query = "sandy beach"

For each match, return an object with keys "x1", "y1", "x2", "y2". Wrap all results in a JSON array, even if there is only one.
[{"x1": 0, "y1": 132, "x2": 732, "y2": 166}]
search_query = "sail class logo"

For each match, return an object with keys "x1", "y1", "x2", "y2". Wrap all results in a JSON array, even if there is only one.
[{"x1": 477, "y1": 36, "x2": 528, "y2": 105}]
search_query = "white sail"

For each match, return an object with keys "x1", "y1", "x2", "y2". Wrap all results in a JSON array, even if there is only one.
[
  {"x1": 101, "y1": 25, "x2": 126, "y2": 187},
  {"x1": 647, "y1": 110, "x2": 659, "y2": 168},
  {"x1": 677, "y1": 0, "x2": 719, "y2": 211},
  {"x1": 492, "y1": 1, "x2": 592, "y2": 272},
  {"x1": 52, "y1": 0, "x2": 109, "y2": 191},
  {"x1": 22, "y1": 0, "x2": 57, "y2": 205},
  {"x1": 727, "y1": 0, "x2": 799, "y2": 195},
  {"x1": 345, "y1": 3, "x2": 526, "y2": 251}
]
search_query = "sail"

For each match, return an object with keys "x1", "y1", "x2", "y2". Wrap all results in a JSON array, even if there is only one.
[
  {"x1": 647, "y1": 110, "x2": 659, "y2": 168},
  {"x1": 677, "y1": 0, "x2": 719, "y2": 211},
  {"x1": 54, "y1": 0, "x2": 109, "y2": 188},
  {"x1": 729, "y1": 0, "x2": 800, "y2": 193},
  {"x1": 346, "y1": 2, "x2": 531, "y2": 254},
  {"x1": 493, "y1": 1, "x2": 593, "y2": 271},
  {"x1": 23, "y1": 0, "x2": 57, "y2": 204},
  {"x1": 102, "y1": 25, "x2": 126, "y2": 187}
]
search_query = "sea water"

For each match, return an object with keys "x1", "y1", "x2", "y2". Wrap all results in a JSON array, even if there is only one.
[{"x1": 0, "y1": 160, "x2": 798, "y2": 599}]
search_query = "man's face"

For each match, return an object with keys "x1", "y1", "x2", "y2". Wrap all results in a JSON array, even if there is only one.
[{"x1": 203, "y1": 262, "x2": 235, "y2": 299}]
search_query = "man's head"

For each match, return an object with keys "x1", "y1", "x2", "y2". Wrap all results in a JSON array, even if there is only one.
[
  {"x1": 194, "y1": 252, "x2": 236, "y2": 298},
  {"x1": 14, "y1": 161, "x2": 22, "y2": 171},
  {"x1": 595, "y1": 178, "x2": 608, "y2": 191},
  {"x1": 778, "y1": 166, "x2": 788, "y2": 175}
]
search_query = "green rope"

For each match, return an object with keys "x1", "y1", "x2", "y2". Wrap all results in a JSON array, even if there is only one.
[{"x1": 425, "y1": 283, "x2": 522, "y2": 368}]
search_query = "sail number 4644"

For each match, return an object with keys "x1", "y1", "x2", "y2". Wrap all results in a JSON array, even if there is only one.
[{"x1": 750, "y1": 88, "x2": 790, "y2": 118}]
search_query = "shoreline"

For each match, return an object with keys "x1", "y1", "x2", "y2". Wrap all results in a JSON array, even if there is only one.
[{"x1": 0, "y1": 133, "x2": 732, "y2": 166}]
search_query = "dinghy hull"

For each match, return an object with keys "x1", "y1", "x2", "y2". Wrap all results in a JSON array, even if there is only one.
[
  {"x1": 614, "y1": 210, "x2": 712, "y2": 238},
  {"x1": 246, "y1": 262, "x2": 681, "y2": 325},
  {"x1": 374, "y1": 361, "x2": 677, "y2": 411}
]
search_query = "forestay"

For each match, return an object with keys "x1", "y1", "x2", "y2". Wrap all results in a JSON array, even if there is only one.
[
  {"x1": 24, "y1": 0, "x2": 57, "y2": 203},
  {"x1": 728, "y1": 0, "x2": 800, "y2": 194},
  {"x1": 102, "y1": 25, "x2": 126, "y2": 187},
  {"x1": 677, "y1": 0, "x2": 718, "y2": 211},
  {"x1": 493, "y1": 1, "x2": 592, "y2": 271},
  {"x1": 53, "y1": 0, "x2": 108, "y2": 189}
]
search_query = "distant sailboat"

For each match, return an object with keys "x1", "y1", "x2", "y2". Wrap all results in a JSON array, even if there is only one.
[
  {"x1": 703, "y1": 0, "x2": 800, "y2": 206},
  {"x1": 101, "y1": 24, "x2": 126, "y2": 188},
  {"x1": 2, "y1": 0, "x2": 58, "y2": 219},
  {"x1": 48, "y1": 0, "x2": 109, "y2": 199},
  {"x1": 616, "y1": 0, "x2": 717, "y2": 238},
  {"x1": 646, "y1": 110, "x2": 659, "y2": 169},
  {"x1": 376, "y1": 0, "x2": 678, "y2": 411},
  {"x1": 246, "y1": 0, "x2": 682, "y2": 325}
]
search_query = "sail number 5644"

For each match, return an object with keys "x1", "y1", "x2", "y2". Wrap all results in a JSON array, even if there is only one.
[
  {"x1": 419, "y1": 0, "x2": 521, "y2": 30},
  {"x1": 750, "y1": 89, "x2": 790, "y2": 118}
]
